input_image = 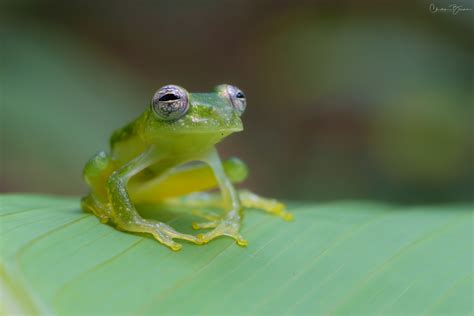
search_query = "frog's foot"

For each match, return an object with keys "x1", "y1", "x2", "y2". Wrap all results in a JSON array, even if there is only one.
[
  {"x1": 259, "y1": 200, "x2": 293, "y2": 221},
  {"x1": 191, "y1": 210, "x2": 222, "y2": 223},
  {"x1": 120, "y1": 219, "x2": 204, "y2": 251},
  {"x1": 196, "y1": 213, "x2": 248, "y2": 246},
  {"x1": 113, "y1": 218, "x2": 200, "y2": 251},
  {"x1": 240, "y1": 190, "x2": 293, "y2": 221},
  {"x1": 81, "y1": 194, "x2": 110, "y2": 224},
  {"x1": 192, "y1": 220, "x2": 219, "y2": 230},
  {"x1": 151, "y1": 222, "x2": 204, "y2": 251}
]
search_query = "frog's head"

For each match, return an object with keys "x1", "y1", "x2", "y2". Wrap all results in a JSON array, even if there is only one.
[{"x1": 142, "y1": 84, "x2": 245, "y2": 151}]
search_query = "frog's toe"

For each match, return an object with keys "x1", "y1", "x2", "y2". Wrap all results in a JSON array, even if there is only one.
[
  {"x1": 166, "y1": 230, "x2": 204, "y2": 245},
  {"x1": 150, "y1": 231, "x2": 183, "y2": 251},
  {"x1": 192, "y1": 221, "x2": 219, "y2": 230},
  {"x1": 196, "y1": 223, "x2": 248, "y2": 247},
  {"x1": 236, "y1": 236, "x2": 249, "y2": 246},
  {"x1": 167, "y1": 241, "x2": 183, "y2": 251},
  {"x1": 280, "y1": 209, "x2": 294, "y2": 221},
  {"x1": 153, "y1": 223, "x2": 203, "y2": 248},
  {"x1": 191, "y1": 209, "x2": 221, "y2": 221},
  {"x1": 262, "y1": 201, "x2": 293, "y2": 221},
  {"x1": 180, "y1": 234, "x2": 204, "y2": 245},
  {"x1": 98, "y1": 214, "x2": 110, "y2": 224},
  {"x1": 81, "y1": 195, "x2": 111, "y2": 223},
  {"x1": 239, "y1": 190, "x2": 294, "y2": 221},
  {"x1": 151, "y1": 232, "x2": 201, "y2": 250}
]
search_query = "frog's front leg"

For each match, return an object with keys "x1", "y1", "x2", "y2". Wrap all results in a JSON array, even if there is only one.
[
  {"x1": 195, "y1": 148, "x2": 248, "y2": 246},
  {"x1": 107, "y1": 146, "x2": 202, "y2": 251}
]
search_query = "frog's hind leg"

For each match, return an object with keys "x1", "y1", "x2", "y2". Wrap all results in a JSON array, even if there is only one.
[
  {"x1": 239, "y1": 190, "x2": 293, "y2": 221},
  {"x1": 133, "y1": 156, "x2": 293, "y2": 229},
  {"x1": 81, "y1": 194, "x2": 110, "y2": 223},
  {"x1": 129, "y1": 156, "x2": 292, "y2": 241},
  {"x1": 128, "y1": 157, "x2": 248, "y2": 204},
  {"x1": 165, "y1": 190, "x2": 293, "y2": 230},
  {"x1": 128, "y1": 157, "x2": 247, "y2": 229},
  {"x1": 81, "y1": 150, "x2": 115, "y2": 223}
]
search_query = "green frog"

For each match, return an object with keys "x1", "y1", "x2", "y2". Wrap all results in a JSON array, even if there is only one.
[{"x1": 82, "y1": 84, "x2": 292, "y2": 251}]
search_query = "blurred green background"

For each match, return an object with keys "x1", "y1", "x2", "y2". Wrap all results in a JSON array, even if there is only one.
[{"x1": 1, "y1": 1, "x2": 473, "y2": 203}]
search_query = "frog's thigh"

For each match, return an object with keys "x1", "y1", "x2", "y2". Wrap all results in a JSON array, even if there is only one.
[
  {"x1": 82, "y1": 151, "x2": 115, "y2": 221},
  {"x1": 83, "y1": 150, "x2": 115, "y2": 200},
  {"x1": 129, "y1": 157, "x2": 248, "y2": 204}
]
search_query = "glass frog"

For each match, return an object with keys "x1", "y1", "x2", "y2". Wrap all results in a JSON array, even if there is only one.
[{"x1": 82, "y1": 84, "x2": 292, "y2": 251}]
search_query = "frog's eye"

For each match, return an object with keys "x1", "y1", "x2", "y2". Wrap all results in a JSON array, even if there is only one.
[
  {"x1": 219, "y1": 84, "x2": 246, "y2": 115},
  {"x1": 151, "y1": 85, "x2": 189, "y2": 121}
]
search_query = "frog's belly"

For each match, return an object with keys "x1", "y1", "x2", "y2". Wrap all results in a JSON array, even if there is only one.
[{"x1": 128, "y1": 162, "x2": 219, "y2": 203}]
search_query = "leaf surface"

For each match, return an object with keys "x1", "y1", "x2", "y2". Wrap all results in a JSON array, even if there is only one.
[{"x1": 0, "y1": 195, "x2": 472, "y2": 315}]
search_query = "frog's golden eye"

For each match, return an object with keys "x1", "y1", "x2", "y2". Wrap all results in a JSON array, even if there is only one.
[
  {"x1": 218, "y1": 84, "x2": 246, "y2": 115},
  {"x1": 151, "y1": 85, "x2": 189, "y2": 121}
]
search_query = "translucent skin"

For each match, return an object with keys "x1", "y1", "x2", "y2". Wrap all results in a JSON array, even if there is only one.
[{"x1": 81, "y1": 85, "x2": 292, "y2": 251}]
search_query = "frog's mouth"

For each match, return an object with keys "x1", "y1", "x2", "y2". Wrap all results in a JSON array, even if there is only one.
[
  {"x1": 189, "y1": 124, "x2": 243, "y2": 134},
  {"x1": 217, "y1": 126, "x2": 243, "y2": 136},
  {"x1": 214, "y1": 130, "x2": 237, "y2": 139},
  {"x1": 221, "y1": 126, "x2": 244, "y2": 133},
  {"x1": 200, "y1": 127, "x2": 243, "y2": 143},
  {"x1": 190, "y1": 128, "x2": 242, "y2": 140},
  {"x1": 178, "y1": 127, "x2": 241, "y2": 134}
]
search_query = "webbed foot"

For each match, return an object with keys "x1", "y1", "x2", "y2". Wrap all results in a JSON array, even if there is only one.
[
  {"x1": 195, "y1": 213, "x2": 248, "y2": 247},
  {"x1": 116, "y1": 219, "x2": 203, "y2": 251},
  {"x1": 149, "y1": 222, "x2": 204, "y2": 251},
  {"x1": 81, "y1": 194, "x2": 110, "y2": 224}
]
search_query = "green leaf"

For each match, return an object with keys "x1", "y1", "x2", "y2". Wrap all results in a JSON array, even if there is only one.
[{"x1": 1, "y1": 194, "x2": 472, "y2": 315}]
